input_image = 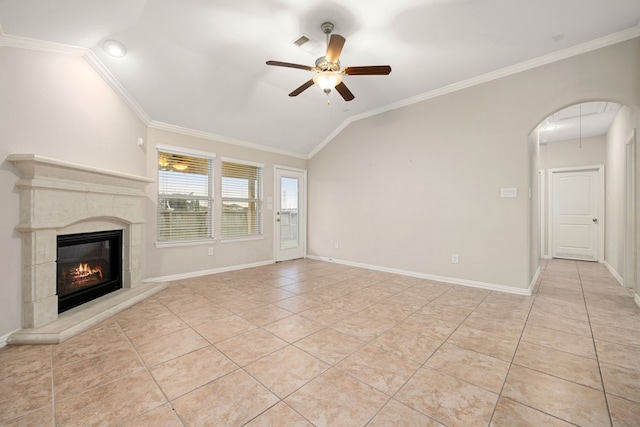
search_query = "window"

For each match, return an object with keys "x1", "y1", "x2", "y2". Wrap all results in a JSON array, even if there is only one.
[
  {"x1": 157, "y1": 147, "x2": 214, "y2": 243},
  {"x1": 221, "y1": 159, "x2": 263, "y2": 238}
]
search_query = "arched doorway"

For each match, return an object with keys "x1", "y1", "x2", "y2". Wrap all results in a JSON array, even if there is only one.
[{"x1": 531, "y1": 101, "x2": 637, "y2": 294}]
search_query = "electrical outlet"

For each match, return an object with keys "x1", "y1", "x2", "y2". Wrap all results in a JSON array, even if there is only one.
[
  {"x1": 208, "y1": 247, "x2": 214, "y2": 256},
  {"x1": 451, "y1": 254, "x2": 459, "y2": 264},
  {"x1": 334, "y1": 242, "x2": 339, "y2": 249}
]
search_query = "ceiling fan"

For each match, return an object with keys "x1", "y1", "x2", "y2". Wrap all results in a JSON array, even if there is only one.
[{"x1": 266, "y1": 22, "x2": 391, "y2": 102}]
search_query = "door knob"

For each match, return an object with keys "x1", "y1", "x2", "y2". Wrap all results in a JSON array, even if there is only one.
[{"x1": 592, "y1": 218, "x2": 598, "y2": 224}]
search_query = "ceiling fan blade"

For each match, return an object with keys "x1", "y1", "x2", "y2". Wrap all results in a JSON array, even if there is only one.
[
  {"x1": 335, "y1": 82, "x2": 354, "y2": 101},
  {"x1": 326, "y1": 34, "x2": 346, "y2": 63},
  {"x1": 266, "y1": 60, "x2": 314, "y2": 71},
  {"x1": 343, "y1": 65, "x2": 392, "y2": 75},
  {"x1": 289, "y1": 79, "x2": 315, "y2": 97}
]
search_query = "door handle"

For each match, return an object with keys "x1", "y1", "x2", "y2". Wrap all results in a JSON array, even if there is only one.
[{"x1": 592, "y1": 218, "x2": 598, "y2": 224}]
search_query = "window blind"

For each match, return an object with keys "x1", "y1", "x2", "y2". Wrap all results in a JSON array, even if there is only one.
[
  {"x1": 221, "y1": 160, "x2": 263, "y2": 238},
  {"x1": 157, "y1": 149, "x2": 214, "y2": 242}
]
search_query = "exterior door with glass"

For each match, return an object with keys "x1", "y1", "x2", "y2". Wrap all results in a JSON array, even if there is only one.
[{"x1": 275, "y1": 167, "x2": 306, "y2": 261}]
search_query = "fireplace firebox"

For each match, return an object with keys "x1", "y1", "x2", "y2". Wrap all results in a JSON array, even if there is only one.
[{"x1": 57, "y1": 230, "x2": 123, "y2": 313}]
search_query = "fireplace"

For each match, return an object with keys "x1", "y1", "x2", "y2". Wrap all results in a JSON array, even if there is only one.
[{"x1": 57, "y1": 230, "x2": 123, "y2": 313}]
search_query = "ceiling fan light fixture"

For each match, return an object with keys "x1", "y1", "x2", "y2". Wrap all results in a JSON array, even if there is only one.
[
  {"x1": 313, "y1": 71, "x2": 342, "y2": 94},
  {"x1": 102, "y1": 39, "x2": 127, "y2": 58}
]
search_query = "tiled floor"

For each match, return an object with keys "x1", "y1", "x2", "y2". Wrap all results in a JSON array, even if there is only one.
[{"x1": 1, "y1": 259, "x2": 640, "y2": 426}]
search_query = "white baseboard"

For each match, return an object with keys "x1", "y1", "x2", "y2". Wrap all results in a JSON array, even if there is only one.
[
  {"x1": 306, "y1": 255, "x2": 532, "y2": 296},
  {"x1": 528, "y1": 267, "x2": 541, "y2": 294},
  {"x1": 0, "y1": 329, "x2": 19, "y2": 348},
  {"x1": 143, "y1": 259, "x2": 275, "y2": 283},
  {"x1": 603, "y1": 261, "x2": 624, "y2": 286}
]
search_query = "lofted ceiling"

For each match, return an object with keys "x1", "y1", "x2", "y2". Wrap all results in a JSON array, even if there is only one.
[{"x1": 1, "y1": 1, "x2": 640, "y2": 157}]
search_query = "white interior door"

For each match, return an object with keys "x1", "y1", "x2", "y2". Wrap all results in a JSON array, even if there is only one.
[
  {"x1": 551, "y1": 168, "x2": 602, "y2": 261},
  {"x1": 275, "y1": 167, "x2": 306, "y2": 262}
]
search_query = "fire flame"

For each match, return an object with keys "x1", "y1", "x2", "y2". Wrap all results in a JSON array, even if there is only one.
[{"x1": 73, "y1": 263, "x2": 103, "y2": 280}]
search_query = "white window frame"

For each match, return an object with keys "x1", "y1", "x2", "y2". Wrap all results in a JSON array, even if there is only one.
[
  {"x1": 156, "y1": 144, "x2": 216, "y2": 247},
  {"x1": 220, "y1": 157, "x2": 264, "y2": 240}
]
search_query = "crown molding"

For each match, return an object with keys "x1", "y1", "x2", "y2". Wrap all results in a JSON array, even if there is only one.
[
  {"x1": 0, "y1": 28, "x2": 87, "y2": 56},
  {"x1": 308, "y1": 25, "x2": 640, "y2": 158},
  {"x1": 83, "y1": 51, "x2": 151, "y2": 125},
  {"x1": 148, "y1": 121, "x2": 308, "y2": 160}
]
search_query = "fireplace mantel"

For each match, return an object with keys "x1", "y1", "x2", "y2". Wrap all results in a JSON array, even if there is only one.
[{"x1": 7, "y1": 154, "x2": 167, "y2": 344}]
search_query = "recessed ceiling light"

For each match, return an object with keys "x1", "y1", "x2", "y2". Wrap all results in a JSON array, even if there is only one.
[{"x1": 102, "y1": 39, "x2": 127, "y2": 58}]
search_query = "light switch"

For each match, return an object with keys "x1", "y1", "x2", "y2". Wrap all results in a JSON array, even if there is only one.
[{"x1": 500, "y1": 187, "x2": 518, "y2": 198}]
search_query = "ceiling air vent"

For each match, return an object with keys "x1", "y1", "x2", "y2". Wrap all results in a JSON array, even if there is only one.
[{"x1": 292, "y1": 34, "x2": 320, "y2": 53}]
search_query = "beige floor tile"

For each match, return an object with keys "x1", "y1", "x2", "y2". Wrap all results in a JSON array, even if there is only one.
[
  {"x1": 531, "y1": 297, "x2": 589, "y2": 322},
  {"x1": 336, "y1": 344, "x2": 420, "y2": 395},
  {"x1": 601, "y1": 362, "x2": 640, "y2": 404},
  {"x1": 215, "y1": 328, "x2": 288, "y2": 366},
  {"x1": 54, "y1": 370, "x2": 166, "y2": 427},
  {"x1": 237, "y1": 304, "x2": 294, "y2": 326},
  {"x1": 592, "y1": 322, "x2": 640, "y2": 347},
  {"x1": 0, "y1": 368, "x2": 52, "y2": 422},
  {"x1": 425, "y1": 343, "x2": 510, "y2": 393},
  {"x1": 245, "y1": 345, "x2": 330, "y2": 398},
  {"x1": 368, "y1": 399, "x2": 444, "y2": 427},
  {"x1": 294, "y1": 328, "x2": 366, "y2": 365},
  {"x1": 399, "y1": 312, "x2": 461, "y2": 340},
  {"x1": 151, "y1": 346, "x2": 238, "y2": 399},
  {"x1": 53, "y1": 347, "x2": 144, "y2": 399},
  {"x1": 608, "y1": 395, "x2": 640, "y2": 427},
  {"x1": 521, "y1": 324, "x2": 596, "y2": 359},
  {"x1": 298, "y1": 304, "x2": 355, "y2": 326},
  {"x1": 285, "y1": 368, "x2": 388, "y2": 427},
  {"x1": 526, "y1": 309, "x2": 592, "y2": 337},
  {"x1": 123, "y1": 403, "x2": 183, "y2": 426},
  {"x1": 396, "y1": 367, "x2": 498, "y2": 427},
  {"x1": 595, "y1": 340, "x2": 640, "y2": 372},
  {"x1": 244, "y1": 402, "x2": 314, "y2": 427},
  {"x1": 369, "y1": 325, "x2": 444, "y2": 364},
  {"x1": 192, "y1": 314, "x2": 257, "y2": 343},
  {"x1": 331, "y1": 314, "x2": 395, "y2": 342},
  {"x1": 172, "y1": 369, "x2": 278, "y2": 426},
  {"x1": 134, "y1": 327, "x2": 209, "y2": 367},
  {"x1": 357, "y1": 303, "x2": 415, "y2": 323},
  {"x1": 462, "y1": 311, "x2": 526, "y2": 340},
  {"x1": 275, "y1": 295, "x2": 324, "y2": 313},
  {"x1": 588, "y1": 309, "x2": 640, "y2": 332},
  {"x1": 502, "y1": 365, "x2": 609, "y2": 426},
  {"x1": 175, "y1": 303, "x2": 233, "y2": 327},
  {"x1": 262, "y1": 314, "x2": 324, "y2": 343},
  {"x1": 119, "y1": 311, "x2": 189, "y2": 343},
  {"x1": 490, "y1": 397, "x2": 573, "y2": 426},
  {"x1": 0, "y1": 405, "x2": 54, "y2": 427},
  {"x1": 52, "y1": 320, "x2": 130, "y2": 366},
  {"x1": 0, "y1": 344, "x2": 51, "y2": 378},
  {"x1": 447, "y1": 325, "x2": 519, "y2": 362},
  {"x1": 513, "y1": 341, "x2": 602, "y2": 390}
]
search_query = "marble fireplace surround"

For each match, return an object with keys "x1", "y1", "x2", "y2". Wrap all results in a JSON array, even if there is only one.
[{"x1": 7, "y1": 154, "x2": 167, "y2": 344}]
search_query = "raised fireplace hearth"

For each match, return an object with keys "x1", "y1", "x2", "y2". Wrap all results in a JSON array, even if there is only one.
[{"x1": 7, "y1": 154, "x2": 167, "y2": 344}]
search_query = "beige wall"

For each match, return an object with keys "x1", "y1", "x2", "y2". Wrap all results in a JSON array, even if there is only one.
[
  {"x1": 143, "y1": 128, "x2": 306, "y2": 279},
  {"x1": 540, "y1": 135, "x2": 606, "y2": 170},
  {"x1": 308, "y1": 37, "x2": 640, "y2": 291},
  {"x1": 0, "y1": 47, "x2": 148, "y2": 338},
  {"x1": 605, "y1": 106, "x2": 638, "y2": 280}
]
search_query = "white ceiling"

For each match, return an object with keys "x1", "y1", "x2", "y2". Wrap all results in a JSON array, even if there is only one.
[
  {"x1": 1, "y1": 1, "x2": 640, "y2": 156},
  {"x1": 538, "y1": 102, "x2": 622, "y2": 144}
]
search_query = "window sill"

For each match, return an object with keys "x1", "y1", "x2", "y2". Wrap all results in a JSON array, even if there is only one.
[
  {"x1": 155, "y1": 239, "x2": 216, "y2": 249},
  {"x1": 220, "y1": 235, "x2": 264, "y2": 243}
]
